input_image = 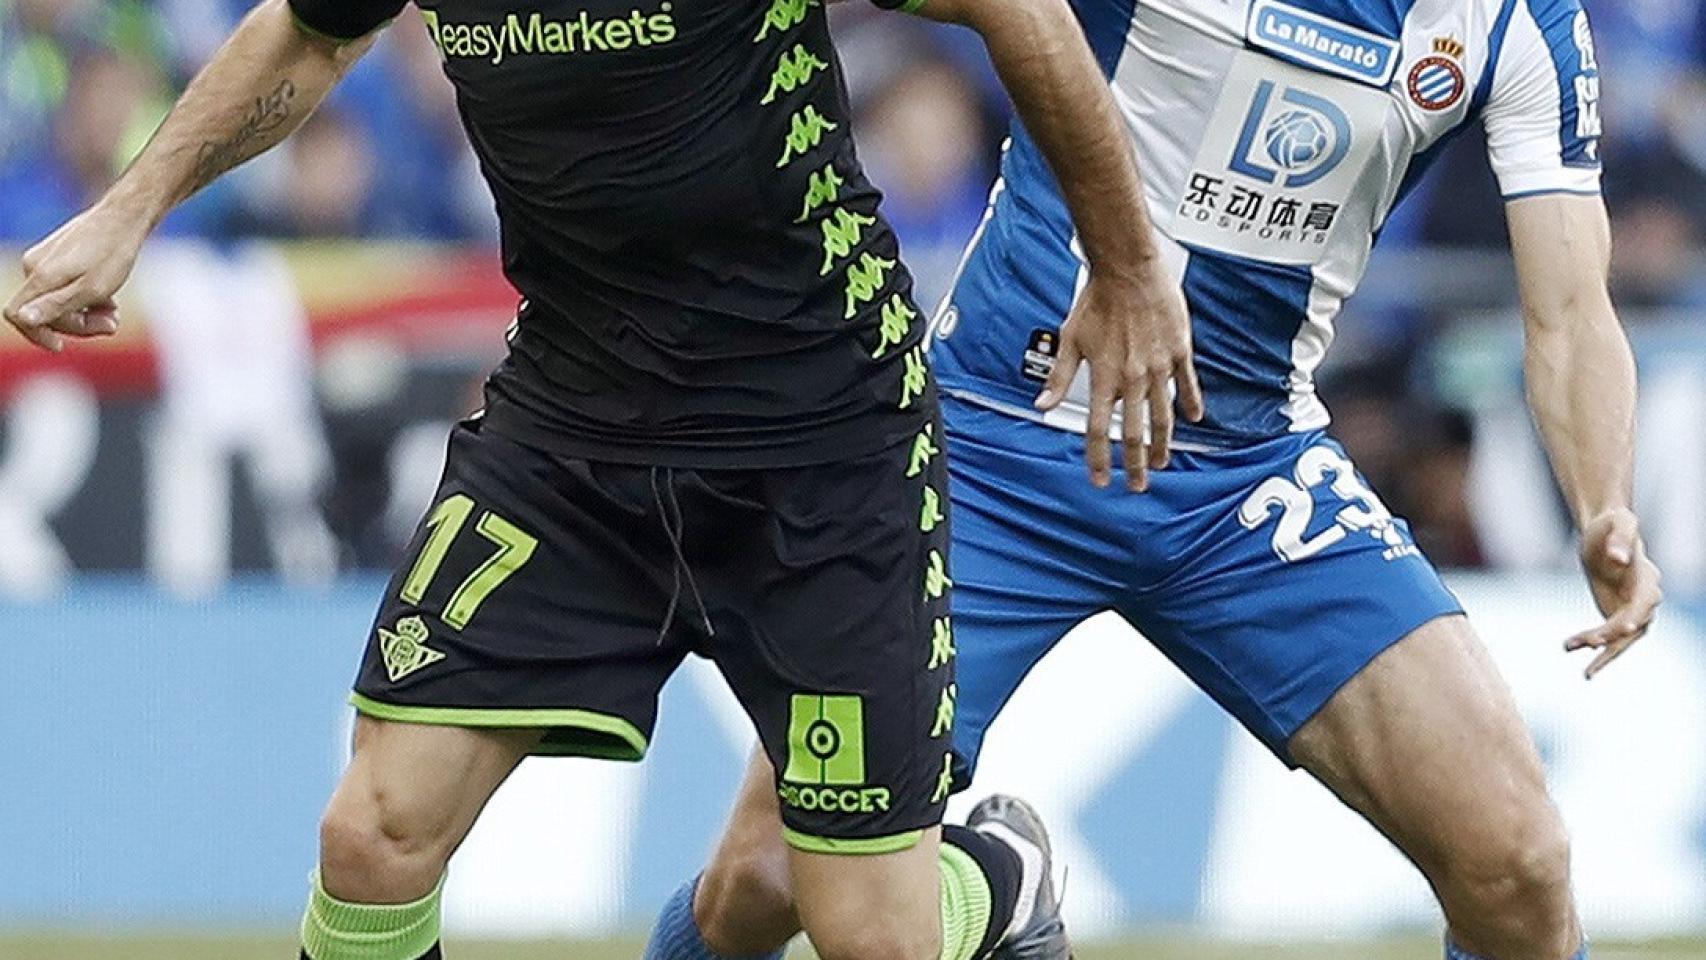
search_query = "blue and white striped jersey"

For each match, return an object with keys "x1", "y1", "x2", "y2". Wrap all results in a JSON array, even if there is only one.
[{"x1": 932, "y1": 0, "x2": 1604, "y2": 446}]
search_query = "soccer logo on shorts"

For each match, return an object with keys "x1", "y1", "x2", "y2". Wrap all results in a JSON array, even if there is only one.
[
  {"x1": 1408, "y1": 38, "x2": 1466, "y2": 112},
  {"x1": 784, "y1": 693, "x2": 868, "y2": 786}
]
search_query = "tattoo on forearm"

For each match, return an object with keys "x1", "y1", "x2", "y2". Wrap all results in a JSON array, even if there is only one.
[{"x1": 191, "y1": 79, "x2": 298, "y2": 189}]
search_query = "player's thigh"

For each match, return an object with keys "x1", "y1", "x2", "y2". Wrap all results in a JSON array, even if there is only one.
[
  {"x1": 789, "y1": 828, "x2": 944, "y2": 960},
  {"x1": 1288, "y1": 614, "x2": 1556, "y2": 872}
]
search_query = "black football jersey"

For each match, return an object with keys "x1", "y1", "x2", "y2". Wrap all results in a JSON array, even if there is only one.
[{"x1": 290, "y1": 0, "x2": 931, "y2": 465}]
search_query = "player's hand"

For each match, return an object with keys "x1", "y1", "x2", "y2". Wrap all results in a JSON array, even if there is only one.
[
  {"x1": 1565, "y1": 507, "x2": 1663, "y2": 679},
  {"x1": 4, "y1": 202, "x2": 150, "y2": 352},
  {"x1": 1035, "y1": 262, "x2": 1203, "y2": 492}
]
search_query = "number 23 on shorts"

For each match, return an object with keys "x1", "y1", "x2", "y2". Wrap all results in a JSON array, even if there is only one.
[
  {"x1": 1238, "y1": 445, "x2": 1413, "y2": 565},
  {"x1": 399, "y1": 494, "x2": 539, "y2": 630}
]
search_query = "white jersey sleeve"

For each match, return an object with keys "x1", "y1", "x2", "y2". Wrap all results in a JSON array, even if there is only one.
[{"x1": 1480, "y1": 0, "x2": 1604, "y2": 198}]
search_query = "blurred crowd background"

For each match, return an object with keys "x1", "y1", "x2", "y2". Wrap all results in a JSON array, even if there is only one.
[{"x1": 4, "y1": 0, "x2": 1706, "y2": 587}]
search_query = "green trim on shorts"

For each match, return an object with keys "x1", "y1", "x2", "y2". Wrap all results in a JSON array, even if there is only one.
[
  {"x1": 349, "y1": 694, "x2": 648, "y2": 761},
  {"x1": 782, "y1": 828, "x2": 925, "y2": 856}
]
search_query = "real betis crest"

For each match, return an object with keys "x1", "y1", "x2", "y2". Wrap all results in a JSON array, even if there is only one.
[{"x1": 379, "y1": 616, "x2": 447, "y2": 682}]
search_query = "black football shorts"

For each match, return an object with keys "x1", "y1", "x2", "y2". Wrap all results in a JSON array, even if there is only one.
[{"x1": 352, "y1": 416, "x2": 957, "y2": 853}]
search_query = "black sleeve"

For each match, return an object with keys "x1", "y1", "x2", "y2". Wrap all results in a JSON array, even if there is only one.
[
  {"x1": 868, "y1": 0, "x2": 925, "y2": 10},
  {"x1": 287, "y1": 0, "x2": 408, "y2": 41}
]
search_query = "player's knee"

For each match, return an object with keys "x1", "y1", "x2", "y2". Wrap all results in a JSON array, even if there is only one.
[
  {"x1": 807, "y1": 917, "x2": 941, "y2": 960},
  {"x1": 696, "y1": 848, "x2": 794, "y2": 954},
  {"x1": 1463, "y1": 802, "x2": 1569, "y2": 887},
  {"x1": 1444, "y1": 803, "x2": 1575, "y2": 942},
  {"x1": 318, "y1": 786, "x2": 450, "y2": 901}
]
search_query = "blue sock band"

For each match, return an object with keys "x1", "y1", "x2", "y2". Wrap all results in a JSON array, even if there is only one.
[
  {"x1": 1446, "y1": 938, "x2": 1588, "y2": 960},
  {"x1": 642, "y1": 876, "x2": 785, "y2": 960}
]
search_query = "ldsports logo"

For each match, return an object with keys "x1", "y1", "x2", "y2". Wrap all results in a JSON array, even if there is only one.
[
  {"x1": 1170, "y1": 51, "x2": 1388, "y2": 267},
  {"x1": 419, "y1": 4, "x2": 678, "y2": 65},
  {"x1": 1230, "y1": 79, "x2": 1351, "y2": 189}
]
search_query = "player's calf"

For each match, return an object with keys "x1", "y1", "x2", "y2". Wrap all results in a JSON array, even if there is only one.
[
  {"x1": 696, "y1": 750, "x2": 797, "y2": 957},
  {"x1": 656, "y1": 825, "x2": 1035, "y2": 960},
  {"x1": 695, "y1": 852, "x2": 795, "y2": 956},
  {"x1": 644, "y1": 748, "x2": 795, "y2": 960},
  {"x1": 647, "y1": 873, "x2": 788, "y2": 960}
]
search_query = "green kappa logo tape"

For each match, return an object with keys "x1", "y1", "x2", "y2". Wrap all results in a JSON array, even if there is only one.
[{"x1": 785, "y1": 693, "x2": 867, "y2": 785}]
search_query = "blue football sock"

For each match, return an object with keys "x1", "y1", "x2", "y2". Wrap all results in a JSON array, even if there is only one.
[
  {"x1": 1446, "y1": 938, "x2": 1588, "y2": 960},
  {"x1": 643, "y1": 876, "x2": 785, "y2": 960}
]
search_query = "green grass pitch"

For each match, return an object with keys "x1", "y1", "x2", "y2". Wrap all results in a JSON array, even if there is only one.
[{"x1": 3, "y1": 935, "x2": 1703, "y2": 960}]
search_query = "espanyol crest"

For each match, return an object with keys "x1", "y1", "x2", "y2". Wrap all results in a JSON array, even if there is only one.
[{"x1": 1407, "y1": 37, "x2": 1467, "y2": 112}]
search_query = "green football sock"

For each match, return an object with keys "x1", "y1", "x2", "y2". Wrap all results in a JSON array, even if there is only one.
[
  {"x1": 299, "y1": 871, "x2": 445, "y2": 960},
  {"x1": 939, "y1": 825, "x2": 1023, "y2": 960},
  {"x1": 938, "y1": 842, "x2": 994, "y2": 960}
]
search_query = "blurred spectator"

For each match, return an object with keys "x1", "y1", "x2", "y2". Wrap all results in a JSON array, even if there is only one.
[
  {"x1": 242, "y1": 106, "x2": 381, "y2": 238},
  {"x1": 0, "y1": 0, "x2": 72, "y2": 167},
  {"x1": 1398, "y1": 408, "x2": 1485, "y2": 569},
  {"x1": 1318, "y1": 363, "x2": 1410, "y2": 505},
  {"x1": 0, "y1": 0, "x2": 497, "y2": 244},
  {"x1": 859, "y1": 56, "x2": 997, "y2": 309},
  {"x1": 0, "y1": 21, "x2": 227, "y2": 242},
  {"x1": 1, "y1": 0, "x2": 172, "y2": 155},
  {"x1": 135, "y1": 240, "x2": 339, "y2": 595},
  {"x1": 1589, "y1": 0, "x2": 1702, "y2": 154},
  {"x1": 1320, "y1": 361, "x2": 1486, "y2": 569},
  {"x1": 1609, "y1": 193, "x2": 1706, "y2": 308},
  {"x1": 361, "y1": 22, "x2": 500, "y2": 241}
]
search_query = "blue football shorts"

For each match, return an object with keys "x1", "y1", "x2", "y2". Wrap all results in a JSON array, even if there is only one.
[{"x1": 943, "y1": 394, "x2": 1464, "y2": 775}]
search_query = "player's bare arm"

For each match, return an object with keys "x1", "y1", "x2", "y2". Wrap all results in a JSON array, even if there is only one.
[
  {"x1": 913, "y1": 0, "x2": 1202, "y2": 491},
  {"x1": 2, "y1": 0, "x2": 374, "y2": 353},
  {"x1": 1507, "y1": 194, "x2": 1664, "y2": 678}
]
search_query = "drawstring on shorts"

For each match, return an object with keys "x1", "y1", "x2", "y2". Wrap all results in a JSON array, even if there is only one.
[{"x1": 650, "y1": 466, "x2": 716, "y2": 643}]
